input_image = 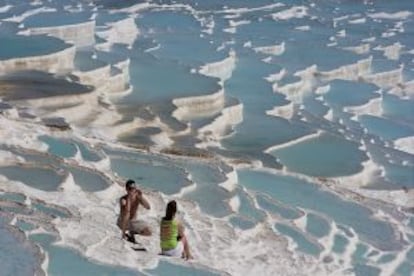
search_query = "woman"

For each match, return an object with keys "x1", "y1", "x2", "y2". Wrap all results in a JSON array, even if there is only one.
[{"x1": 160, "y1": 200, "x2": 192, "y2": 260}]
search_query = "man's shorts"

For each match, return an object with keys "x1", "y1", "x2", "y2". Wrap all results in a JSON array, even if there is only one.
[{"x1": 117, "y1": 218, "x2": 149, "y2": 234}]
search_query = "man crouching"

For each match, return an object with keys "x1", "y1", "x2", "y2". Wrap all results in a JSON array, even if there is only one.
[{"x1": 118, "y1": 179, "x2": 152, "y2": 243}]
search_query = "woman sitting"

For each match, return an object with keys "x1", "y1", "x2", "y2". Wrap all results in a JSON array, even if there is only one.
[{"x1": 160, "y1": 200, "x2": 192, "y2": 260}]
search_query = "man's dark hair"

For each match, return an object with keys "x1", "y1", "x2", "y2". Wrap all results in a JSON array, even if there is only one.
[
  {"x1": 165, "y1": 200, "x2": 177, "y2": 221},
  {"x1": 125, "y1": 179, "x2": 136, "y2": 190}
]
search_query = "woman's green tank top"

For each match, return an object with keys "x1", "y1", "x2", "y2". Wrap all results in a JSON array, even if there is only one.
[{"x1": 160, "y1": 219, "x2": 178, "y2": 250}]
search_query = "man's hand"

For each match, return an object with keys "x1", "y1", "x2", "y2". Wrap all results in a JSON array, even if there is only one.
[{"x1": 137, "y1": 189, "x2": 150, "y2": 210}]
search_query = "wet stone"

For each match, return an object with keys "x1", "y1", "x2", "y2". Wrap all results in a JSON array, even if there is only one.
[{"x1": 42, "y1": 117, "x2": 71, "y2": 131}]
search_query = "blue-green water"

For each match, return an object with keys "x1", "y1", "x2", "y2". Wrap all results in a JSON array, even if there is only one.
[
  {"x1": 0, "y1": 35, "x2": 71, "y2": 60},
  {"x1": 238, "y1": 169, "x2": 401, "y2": 251},
  {"x1": 1, "y1": 0, "x2": 413, "y2": 275},
  {"x1": 0, "y1": 216, "x2": 40, "y2": 275},
  {"x1": 29, "y1": 233, "x2": 141, "y2": 276},
  {"x1": 0, "y1": 166, "x2": 64, "y2": 191},
  {"x1": 275, "y1": 223, "x2": 323, "y2": 256},
  {"x1": 270, "y1": 133, "x2": 368, "y2": 177}
]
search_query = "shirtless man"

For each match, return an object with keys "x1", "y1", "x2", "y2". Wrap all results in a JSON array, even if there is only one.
[{"x1": 118, "y1": 179, "x2": 152, "y2": 243}]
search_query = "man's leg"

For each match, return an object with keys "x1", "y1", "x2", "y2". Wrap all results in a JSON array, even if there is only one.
[
  {"x1": 125, "y1": 232, "x2": 137, "y2": 243},
  {"x1": 131, "y1": 220, "x2": 152, "y2": 236},
  {"x1": 138, "y1": 226, "x2": 152, "y2": 236}
]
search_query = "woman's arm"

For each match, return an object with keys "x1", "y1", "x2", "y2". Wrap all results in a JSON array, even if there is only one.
[{"x1": 178, "y1": 221, "x2": 185, "y2": 237}]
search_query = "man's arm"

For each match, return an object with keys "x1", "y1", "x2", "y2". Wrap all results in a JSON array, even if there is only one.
[
  {"x1": 120, "y1": 198, "x2": 130, "y2": 238},
  {"x1": 137, "y1": 190, "x2": 151, "y2": 210}
]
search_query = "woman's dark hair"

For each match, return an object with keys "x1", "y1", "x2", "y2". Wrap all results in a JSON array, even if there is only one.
[{"x1": 164, "y1": 200, "x2": 177, "y2": 221}]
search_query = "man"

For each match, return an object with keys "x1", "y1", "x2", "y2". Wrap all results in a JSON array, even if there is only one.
[{"x1": 118, "y1": 179, "x2": 152, "y2": 243}]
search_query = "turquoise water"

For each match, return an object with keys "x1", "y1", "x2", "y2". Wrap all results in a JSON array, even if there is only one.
[
  {"x1": 0, "y1": 35, "x2": 70, "y2": 60},
  {"x1": 332, "y1": 234, "x2": 348, "y2": 254},
  {"x1": 303, "y1": 96, "x2": 331, "y2": 118},
  {"x1": 382, "y1": 163, "x2": 414, "y2": 189},
  {"x1": 180, "y1": 162, "x2": 232, "y2": 218},
  {"x1": 269, "y1": 133, "x2": 368, "y2": 177},
  {"x1": 358, "y1": 115, "x2": 414, "y2": 141},
  {"x1": 0, "y1": 192, "x2": 26, "y2": 203},
  {"x1": 323, "y1": 80, "x2": 380, "y2": 108},
  {"x1": 256, "y1": 194, "x2": 303, "y2": 220},
  {"x1": 24, "y1": 11, "x2": 92, "y2": 28},
  {"x1": 32, "y1": 202, "x2": 70, "y2": 218},
  {"x1": 95, "y1": 11, "x2": 128, "y2": 26},
  {"x1": 15, "y1": 219, "x2": 36, "y2": 232},
  {"x1": 40, "y1": 135, "x2": 103, "y2": 162},
  {"x1": 396, "y1": 262, "x2": 414, "y2": 276},
  {"x1": 223, "y1": 114, "x2": 311, "y2": 154},
  {"x1": 377, "y1": 254, "x2": 396, "y2": 264},
  {"x1": 1, "y1": 0, "x2": 413, "y2": 274},
  {"x1": 65, "y1": 165, "x2": 110, "y2": 192},
  {"x1": 74, "y1": 51, "x2": 108, "y2": 72},
  {"x1": 221, "y1": 51, "x2": 311, "y2": 158},
  {"x1": 146, "y1": 260, "x2": 219, "y2": 276},
  {"x1": 27, "y1": 232, "x2": 218, "y2": 276},
  {"x1": 382, "y1": 94, "x2": 414, "y2": 124},
  {"x1": 137, "y1": 10, "x2": 225, "y2": 67},
  {"x1": 75, "y1": 141, "x2": 103, "y2": 162},
  {"x1": 354, "y1": 264, "x2": 381, "y2": 276},
  {"x1": 120, "y1": 50, "x2": 220, "y2": 105},
  {"x1": 0, "y1": 216, "x2": 40, "y2": 275},
  {"x1": 235, "y1": 187, "x2": 266, "y2": 224},
  {"x1": 39, "y1": 135, "x2": 77, "y2": 159},
  {"x1": 352, "y1": 243, "x2": 369, "y2": 263},
  {"x1": 305, "y1": 213, "x2": 330, "y2": 238},
  {"x1": 407, "y1": 247, "x2": 414, "y2": 263},
  {"x1": 29, "y1": 233, "x2": 141, "y2": 276},
  {"x1": 0, "y1": 165, "x2": 64, "y2": 191},
  {"x1": 275, "y1": 223, "x2": 323, "y2": 256},
  {"x1": 111, "y1": 158, "x2": 190, "y2": 195},
  {"x1": 238, "y1": 169, "x2": 401, "y2": 251},
  {"x1": 229, "y1": 215, "x2": 257, "y2": 230}
]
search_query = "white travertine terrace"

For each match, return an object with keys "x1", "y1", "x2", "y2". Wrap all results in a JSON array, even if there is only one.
[
  {"x1": 374, "y1": 43, "x2": 403, "y2": 60},
  {"x1": 199, "y1": 51, "x2": 237, "y2": 82},
  {"x1": 274, "y1": 79, "x2": 313, "y2": 103},
  {"x1": 73, "y1": 64, "x2": 111, "y2": 87},
  {"x1": 0, "y1": 47, "x2": 75, "y2": 74},
  {"x1": 96, "y1": 17, "x2": 139, "y2": 47},
  {"x1": 25, "y1": 20, "x2": 96, "y2": 48},
  {"x1": 362, "y1": 67, "x2": 403, "y2": 89},
  {"x1": 0, "y1": 46, "x2": 75, "y2": 74},
  {"x1": 253, "y1": 42, "x2": 286, "y2": 56},
  {"x1": 106, "y1": 67, "x2": 130, "y2": 94},
  {"x1": 198, "y1": 100, "x2": 243, "y2": 139},
  {"x1": 266, "y1": 103, "x2": 295, "y2": 119},
  {"x1": 172, "y1": 89, "x2": 226, "y2": 121},
  {"x1": 271, "y1": 6, "x2": 308, "y2": 20},
  {"x1": 394, "y1": 136, "x2": 414, "y2": 155},
  {"x1": 113, "y1": 59, "x2": 130, "y2": 84},
  {"x1": 342, "y1": 43, "x2": 370, "y2": 55},
  {"x1": 318, "y1": 57, "x2": 372, "y2": 81},
  {"x1": 1, "y1": 2, "x2": 413, "y2": 276},
  {"x1": 344, "y1": 96, "x2": 383, "y2": 118}
]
